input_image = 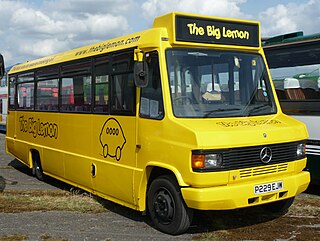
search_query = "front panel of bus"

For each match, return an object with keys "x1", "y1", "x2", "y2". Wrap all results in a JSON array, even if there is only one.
[{"x1": 136, "y1": 13, "x2": 309, "y2": 211}]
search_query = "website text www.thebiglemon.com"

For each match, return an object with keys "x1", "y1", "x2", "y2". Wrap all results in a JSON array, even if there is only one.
[{"x1": 75, "y1": 36, "x2": 141, "y2": 56}]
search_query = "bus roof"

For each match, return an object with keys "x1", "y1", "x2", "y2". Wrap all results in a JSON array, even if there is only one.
[
  {"x1": 9, "y1": 29, "x2": 155, "y2": 74},
  {"x1": 263, "y1": 31, "x2": 320, "y2": 47},
  {"x1": 9, "y1": 12, "x2": 261, "y2": 74}
]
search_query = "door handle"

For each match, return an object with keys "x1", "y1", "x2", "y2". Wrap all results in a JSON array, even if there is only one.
[{"x1": 91, "y1": 163, "x2": 96, "y2": 177}]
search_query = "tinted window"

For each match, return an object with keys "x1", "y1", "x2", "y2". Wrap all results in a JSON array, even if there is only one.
[
  {"x1": 61, "y1": 60, "x2": 92, "y2": 112},
  {"x1": 140, "y1": 51, "x2": 164, "y2": 119},
  {"x1": 110, "y1": 51, "x2": 135, "y2": 115}
]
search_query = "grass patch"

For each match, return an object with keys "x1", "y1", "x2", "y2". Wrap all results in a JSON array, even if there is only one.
[
  {"x1": 40, "y1": 233, "x2": 69, "y2": 241},
  {"x1": 0, "y1": 190, "x2": 106, "y2": 213},
  {"x1": 289, "y1": 195, "x2": 320, "y2": 216},
  {"x1": 197, "y1": 231, "x2": 232, "y2": 241},
  {"x1": 0, "y1": 235, "x2": 28, "y2": 241}
]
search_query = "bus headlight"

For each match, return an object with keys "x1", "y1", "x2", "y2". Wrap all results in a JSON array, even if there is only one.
[
  {"x1": 192, "y1": 153, "x2": 223, "y2": 171},
  {"x1": 296, "y1": 143, "x2": 306, "y2": 159}
]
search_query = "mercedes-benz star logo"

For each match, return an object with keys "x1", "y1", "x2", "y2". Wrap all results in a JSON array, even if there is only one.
[{"x1": 260, "y1": 147, "x2": 272, "y2": 163}]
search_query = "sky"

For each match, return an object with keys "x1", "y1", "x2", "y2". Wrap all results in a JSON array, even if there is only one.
[{"x1": 1, "y1": 0, "x2": 319, "y2": 67}]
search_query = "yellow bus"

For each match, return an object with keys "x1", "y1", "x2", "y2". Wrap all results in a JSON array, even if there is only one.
[{"x1": 6, "y1": 12, "x2": 310, "y2": 234}]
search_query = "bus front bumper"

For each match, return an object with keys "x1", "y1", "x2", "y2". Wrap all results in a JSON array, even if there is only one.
[{"x1": 181, "y1": 171, "x2": 310, "y2": 210}]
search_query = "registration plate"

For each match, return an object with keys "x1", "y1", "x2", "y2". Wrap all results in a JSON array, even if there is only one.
[{"x1": 254, "y1": 181, "x2": 283, "y2": 195}]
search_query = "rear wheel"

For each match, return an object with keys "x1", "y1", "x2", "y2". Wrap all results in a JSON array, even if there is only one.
[
  {"x1": 32, "y1": 152, "x2": 46, "y2": 181},
  {"x1": 147, "y1": 175, "x2": 193, "y2": 235}
]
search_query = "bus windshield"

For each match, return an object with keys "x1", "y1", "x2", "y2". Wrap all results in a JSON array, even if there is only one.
[{"x1": 166, "y1": 49, "x2": 276, "y2": 118}]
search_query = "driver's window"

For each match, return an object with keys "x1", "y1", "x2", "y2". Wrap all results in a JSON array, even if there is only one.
[{"x1": 139, "y1": 51, "x2": 164, "y2": 119}]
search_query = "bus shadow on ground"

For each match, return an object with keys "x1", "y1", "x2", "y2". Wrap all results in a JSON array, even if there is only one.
[
  {"x1": 188, "y1": 207, "x2": 281, "y2": 234},
  {"x1": 6, "y1": 158, "x2": 283, "y2": 234},
  {"x1": 305, "y1": 183, "x2": 320, "y2": 196},
  {"x1": 7, "y1": 159, "x2": 72, "y2": 191},
  {"x1": 93, "y1": 195, "x2": 281, "y2": 234},
  {"x1": 94, "y1": 196, "x2": 147, "y2": 223}
]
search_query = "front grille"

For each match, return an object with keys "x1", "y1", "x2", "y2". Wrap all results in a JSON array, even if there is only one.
[
  {"x1": 193, "y1": 141, "x2": 304, "y2": 172},
  {"x1": 239, "y1": 163, "x2": 288, "y2": 178},
  {"x1": 222, "y1": 142, "x2": 299, "y2": 170}
]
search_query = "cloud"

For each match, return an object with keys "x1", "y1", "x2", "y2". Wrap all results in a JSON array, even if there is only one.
[
  {"x1": 43, "y1": 0, "x2": 133, "y2": 17},
  {"x1": 1, "y1": 0, "x2": 320, "y2": 67},
  {"x1": 86, "y1": 14, "x2": 129, "y2": 38},
  {"x1": 10, "y1": 7, "x2": 67, "y2": 36},
  {"x1": 19, "y1": 38, "x2": 67, "y2": 57},
  {"x1": 141, "y1": 0, "x2": 249, "y2": 22},
  {"x1": 0, "y1": 0, "x2": 133, "y2": 66},
  {"x1": 259, "y1": 0, "x2": 320, "y2": 37}
]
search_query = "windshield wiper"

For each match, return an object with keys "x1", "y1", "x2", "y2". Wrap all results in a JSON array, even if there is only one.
[
  {"x1": 204, "y1": 108, "x2": 241, "y2": 117},
  {"x1": 245, "y1": 104, "x2": 271, "y2": 116}
]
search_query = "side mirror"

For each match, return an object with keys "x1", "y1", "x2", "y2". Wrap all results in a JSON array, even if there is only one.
[
  {"x1": 134, "y1": 50, "x2": 148, "y2": 87},
  {"x1": 0, "y1": 54, "x2": 4, "y2": 80}
]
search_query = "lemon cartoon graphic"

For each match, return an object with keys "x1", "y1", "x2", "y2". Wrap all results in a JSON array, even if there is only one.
[{"x1": 99, "y1": 118, "x2": 126, "y2": 161}]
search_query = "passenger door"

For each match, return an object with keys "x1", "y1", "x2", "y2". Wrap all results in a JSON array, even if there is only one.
[{"x1": 92, "y1": 50, "x2": 137, "y2": 207}]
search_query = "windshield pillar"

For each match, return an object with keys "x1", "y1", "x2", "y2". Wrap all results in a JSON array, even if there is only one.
[{"x1": 228, "y1": 61, "x2": 235, "y2": 105}]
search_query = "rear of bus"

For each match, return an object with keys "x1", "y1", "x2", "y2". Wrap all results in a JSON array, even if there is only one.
[
  {"x1": 0, "y1": 54, "x2": 6, "y2": 132},
  {"x1": 0, "y1": 54, "x2": 4, "y2": 78},
  {"x1": 263, "y1": 32, "x2": 320, "y2": 185},
  {"x1": 138, "y1": 13, "x2": 310, "y2": 234}
]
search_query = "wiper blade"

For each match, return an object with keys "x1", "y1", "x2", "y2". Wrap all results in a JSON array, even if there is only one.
[
  {"x1": 245, "y1": 104, "x2": 271, "y2": 116},
  {"x1": 204, "y1": 108, "x2": 241, "y2": 117}
]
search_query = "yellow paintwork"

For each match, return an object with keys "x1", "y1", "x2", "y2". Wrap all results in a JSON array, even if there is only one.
[
  {"x1": 6, "y1": 12, "x2": 309, "y2": 212},
  {"x1": 182, "y1": 169, "x2": 309, "y2": 210}
]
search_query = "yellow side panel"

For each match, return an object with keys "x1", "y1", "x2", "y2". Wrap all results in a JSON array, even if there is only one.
[
  {"x1": 63, "y1": 153, "x2": 92, "y2": 191},
  {"x1": 92, "y1": 115, "x2": 137, "y2": 207},
  {"x1": 6, "y1": 111, "x2": 138, "y2": 208},
  {"x1": 42, "y1": 148, "x2": 64, "y2": 178}
]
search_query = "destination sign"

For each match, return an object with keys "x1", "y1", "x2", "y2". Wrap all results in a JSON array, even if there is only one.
[{"x1": 175, "y1": 15, "x2": 259, "y2": 47}]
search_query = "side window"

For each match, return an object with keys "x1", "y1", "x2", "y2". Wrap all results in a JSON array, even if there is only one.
[
  {"x1": 140, "y1": 51, "x2": 164, "y2": 119},
  {"x1": 36, "y1": 67, "x2": 59, "y2": 111},
  {"x1": 61, "y1": 60, "x2": 92, "y2": 112},
  {"x1": 17, "y1": 72, "x2": 34, "y2": 110},
  {"x1": 36, "y1": 79, "x2": 59, "y2": 111},
  {"x1": 8, "y1": 76, "x2": 16, "y2": 110},
  {"x1": 110, "y1": 51, "x2": 135, "y2": 115},
  {"x1": 94, "y1": 55, "x2": 109, "y2": 113}
]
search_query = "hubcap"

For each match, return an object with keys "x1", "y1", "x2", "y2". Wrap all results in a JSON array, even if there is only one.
[{"x1": 153, "y1": 189, "x2": 175, "y2": 223}]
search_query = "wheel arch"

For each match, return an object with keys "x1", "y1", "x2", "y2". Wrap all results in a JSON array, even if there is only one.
[
  {"x1": 29, "y1": 148, "x2": 41, "y2": 169},
  {"x1": 146, "y1": 162, "x2": 188, "y2": 187},
  {"x1": 137, "y1": 162, "x2": 188, "y2": 212}
]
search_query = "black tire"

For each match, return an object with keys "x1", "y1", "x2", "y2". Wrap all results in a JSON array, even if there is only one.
[
  {"x1": 263, "y1": 197, "x2": 295, "y2": 215},
  {"x1": 147, "y1": 175, "x2": 193, "y2": 235},
  {"x1": 32, "y1": 152, "x2": 46, "y2": 181}
]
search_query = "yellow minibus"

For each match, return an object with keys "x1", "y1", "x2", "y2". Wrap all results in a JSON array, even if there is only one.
[{"x1": 6, "y1": 12, "x2": 309, "y2": 234}]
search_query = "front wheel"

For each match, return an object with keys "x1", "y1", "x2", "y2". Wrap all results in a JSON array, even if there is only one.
[{"x1": 147, "y1": 175, "x2": 193, "y2": 235}]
